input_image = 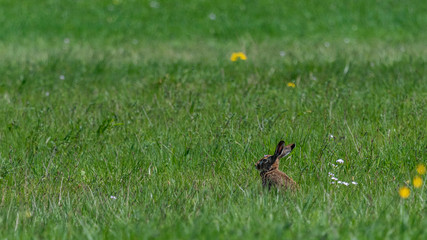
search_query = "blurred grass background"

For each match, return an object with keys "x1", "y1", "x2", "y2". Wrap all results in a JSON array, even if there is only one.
[{"x1": 2, "y1": 0, "x2": 426, "y2": 41}]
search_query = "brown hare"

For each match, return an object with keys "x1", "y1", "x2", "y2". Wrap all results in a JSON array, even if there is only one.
[{"x1": 255, "y1": 141, "x2": 297, "y2": 190}]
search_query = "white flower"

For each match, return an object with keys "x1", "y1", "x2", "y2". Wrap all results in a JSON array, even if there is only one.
[
  {"x1": 64, "y1": 38, "x2": 70, "y2": 44},
  {"x1": 337, "y1": 181, "x2": 349, "y2": 186},
  {"x1": 279, "y1": 51, "x2": 286, "y2": 57},
  {"x1": 336, "y1": 159, "x2": 344, "y2": 164},
  {"x1": 110, "y1": 195, "x2": 117, "y2": 200},
  {"x1": 331, "y1": 182, "x2": 335, "y2": 184},
  {"x1": 150, "y1": 1, "x2": 159, "y2": 8},
  {"x1": 344, "y1": 38, "x2": 350, "y2": 44},
  {"x1": 59, "y1": 75, "x2": 65, "y2": 80},
  {"x1": 45, "y1": 92, "x2": 50, "y2": 97},
  {"x1": 332, "y1": 164, "x2": 338, "y2": 168},
  {"x1": 352, "y1": 181, "x2": 358, "y2": 185},
  {"x1": 208, "y1": 13, "x2": 216, "y2": 20},
  {"x1": 324, "y1": 42, "x2": 330, "y2": 48},
  {"x1": 328, "y1": 172, "x2": 334, "y2": 176},
  {"x1": 329, "y1": 134, "x2": 334, "y2": 138},
  {"x1": 331, "y1": 177, "x2": 338, "y2": 181}
]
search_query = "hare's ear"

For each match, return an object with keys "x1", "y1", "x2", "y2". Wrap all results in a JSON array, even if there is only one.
[
  {"x1": 275, "y1": 142, "x2": 295, "y2": 159},
  {"x1": 274, "y1": 141, "x2": 286, "y2": 157}
]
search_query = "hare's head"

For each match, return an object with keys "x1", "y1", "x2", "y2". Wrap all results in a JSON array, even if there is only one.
[{"x1": 255, "y1": 141, "x2": 295, "y2": 172}]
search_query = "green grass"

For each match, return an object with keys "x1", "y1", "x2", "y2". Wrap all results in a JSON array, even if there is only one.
[{"x1": 0, "y1": 0, "x2": 426, "y2": 239}]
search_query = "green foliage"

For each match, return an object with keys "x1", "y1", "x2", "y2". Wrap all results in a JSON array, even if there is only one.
[{"x1": 0, "y1": 0, "x2": 426, "y2": 239}]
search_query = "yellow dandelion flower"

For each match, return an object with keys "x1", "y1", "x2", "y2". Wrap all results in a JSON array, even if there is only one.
[
  {"x1": 399, "y1": 186, "x2": 410, "y2": 199},
  {"x1": 287, "y1": 82, "x2": 296, "y2": 88},
  {"x1": 416, "y1": 164, "x2": 426, "y2": 175},
  {"x1": 230, "y1": 52, "x2": 247, "y2": 61},
  {"x1": 413, "y1": 176, "x2": 423, "y2": 188}
]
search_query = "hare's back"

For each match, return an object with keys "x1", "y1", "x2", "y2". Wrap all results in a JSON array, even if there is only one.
[{"x1": 277, "y1": 171, "x2": 297, "y2": 189}]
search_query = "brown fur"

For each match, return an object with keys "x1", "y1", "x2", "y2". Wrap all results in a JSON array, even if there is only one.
[{"x1": 255, "y1": 141, "x2": 297, "y2": 190}]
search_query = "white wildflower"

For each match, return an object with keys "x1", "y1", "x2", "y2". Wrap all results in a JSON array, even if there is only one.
[
  {"x1": 331, "y1": 177, "x2": 338, "y2": 181},
  {"x1": 64, "y1": 38, "x2": 70, "y2": 44},
  {"x1": 336, "y1": 159, "x2": 344, "y2": 164},
  {"x1": 352, "y1": 181, "x2": 358, "y2": 185},
  {"x1": 110, "y1": 196, "x2": 117, "y2": 200},
  {"x1": 208, "y1": 13, "x2": 216, "y2": 20},
  {"x1": 279, "y1": 51, "x2": 286, "y2": 57},
  {"x1": 59, "y1": 75, "x2": 65, "y2": 80},
  {"x1": 328, "y1": 172, "x2": 334, "y2": 176},
  {"x1": 150, "y1": 1, "x2": 159, "y2": 8}
]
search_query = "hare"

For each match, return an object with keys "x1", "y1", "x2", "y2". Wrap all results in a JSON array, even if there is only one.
[{"x1": 255, "y1": 141, "x2": 297, "y2": 190}]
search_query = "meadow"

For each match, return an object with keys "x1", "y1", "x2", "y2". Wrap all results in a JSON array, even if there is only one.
[{"x1": 0, "y1": 0, "x2": 426, "y2": 239}]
